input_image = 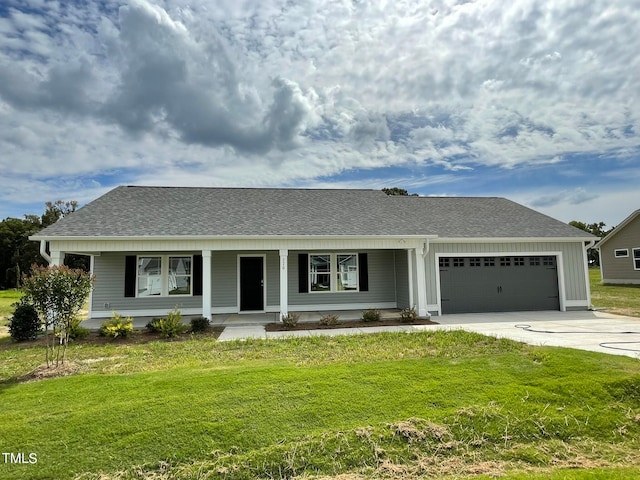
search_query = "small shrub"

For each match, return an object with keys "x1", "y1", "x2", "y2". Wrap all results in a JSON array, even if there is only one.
[
  {"x1": 66, "y1": 317, "x2": 90, "y2": 340},
  {"x1": 100, "y1": 312, "x2": 134, "y2": 338},
  {"x1": 400, "y1": 307, "x2": 418, "y2": 323},
  {"x1": 8, "y1": 301, "x2": 41, "y2": 342},
  {"x1": 319, "y1": 314, "x2": 340, "y2": 326},
  {"x1": 146, "y1": 318, "x2": 162, "y2": 333},
  {"x1": 281, "y1": 312, "x2": 300, "y2": 329},
  {"x1": 361, "y1": 309, "x2": 381, "y2": 322},
  {"x1": 190, "y1": 316, "x2": 210, "y2": 333},
  {"x1": 158, "y1": 308, "x2": 187, "y2": 338}
]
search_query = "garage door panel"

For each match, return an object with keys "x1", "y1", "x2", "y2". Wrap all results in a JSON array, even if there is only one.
[{"x1": 439, "y1": 256, "x2": 560, "y2": 314}]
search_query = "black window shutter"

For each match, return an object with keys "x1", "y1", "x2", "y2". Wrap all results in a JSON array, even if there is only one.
[
  {"x1": 358, "y1": 253, "x2": 369, "y2": 292},
  {"x1": 298, "y1": 253, "x2": 309, "y2": 293},
  {"x1": 192, "y1": 254, "x2": 203, "y2": 296},
  {"x1": 124, "y1": 255, "x2": 137, "y2": 297}
]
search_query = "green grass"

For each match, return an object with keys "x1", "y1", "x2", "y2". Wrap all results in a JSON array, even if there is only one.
[
  {"x1": 590, "y1": 268, "x2": 640, "y2": 317},
  {"x1": 1, "y1": 331, "x2": 639, "y2": 479},
  {"x1": 0, "y1": 289, "x2": 22, "y2": 327}
]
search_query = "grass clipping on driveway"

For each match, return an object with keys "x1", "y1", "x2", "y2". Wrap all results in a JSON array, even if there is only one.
[{"x1": 1, "y1": 330, "x2": 639, "y2": 480}]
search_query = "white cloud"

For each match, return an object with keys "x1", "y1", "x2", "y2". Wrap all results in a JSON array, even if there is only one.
[{"x1": 0, "y1": 0, "x2": 637, "y2": 217}]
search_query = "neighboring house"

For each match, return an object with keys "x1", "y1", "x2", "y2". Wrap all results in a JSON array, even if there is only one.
[
  {"x1": 598, "y1": 209, "x2": 640, "y2": 284},
  {"x1": 30, "y1": 186, "x2": 596, "y2": 319}
]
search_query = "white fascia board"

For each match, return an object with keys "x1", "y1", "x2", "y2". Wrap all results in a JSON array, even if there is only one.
[
  {"x1": 30, "y1": 234, "x2": 439, "y2": 242},
  {"x1": 431, "y1": 237, "x2": 596, "y2": 243}
]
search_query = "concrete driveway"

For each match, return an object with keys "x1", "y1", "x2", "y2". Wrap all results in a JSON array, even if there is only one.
[
  {"x1": 220, "y1": 310, "x2": 640, "y2": 359},
  {"x1": 423, "y1": 310, "x2": 640, "y2": 358}
]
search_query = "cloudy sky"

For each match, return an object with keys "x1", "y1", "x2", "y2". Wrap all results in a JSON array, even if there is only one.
[{"x1": 0, "y1": 0, "x2": 638, "y2": 228}]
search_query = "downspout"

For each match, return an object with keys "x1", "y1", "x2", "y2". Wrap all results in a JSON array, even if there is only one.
[
  {"x1": 39, "y1": 240, "x2": 52, "y2": 265},
  {"x1": 422, "y1": 238, "x2": 430, "y2": 259},
  {"x1": 584, "y1": 239, "x2": 597, "y2": 310}
]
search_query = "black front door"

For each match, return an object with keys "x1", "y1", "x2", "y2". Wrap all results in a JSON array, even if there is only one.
[{"x1": 240, "y1": 257, "x2": 264, "y2": 311}]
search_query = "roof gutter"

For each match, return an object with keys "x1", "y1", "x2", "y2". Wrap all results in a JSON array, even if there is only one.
[{"x1": 30, "y1": 234, "x2": 440, "y2": 242}]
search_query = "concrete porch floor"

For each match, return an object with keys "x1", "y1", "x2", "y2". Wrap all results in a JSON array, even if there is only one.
[{"x1": 82, "y1": 309, "x2": 405, "y2": 330}]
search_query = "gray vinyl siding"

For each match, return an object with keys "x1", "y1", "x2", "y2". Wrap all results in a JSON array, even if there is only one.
[
  {"x1": 266, "y1": 252, "x2": 280, "y2": 307},
  {"x1": 425, "y1": 241, "x2": 589, "y2": 305},
  {"x1": 288, "y1": 250, "x2": 397, "y2": 306},
  {"x1": 91, "y1": 252, "x2": 202, "y2": 313},
  {"x1": 394, "y1": 250, "x2": 410, "y2": 309},
  {"x1": 211, "y1": 251, "x2": 236, "y2": 308},
  {"x1": 601, "y1": 216, "x2": 640, "y2": 282}
]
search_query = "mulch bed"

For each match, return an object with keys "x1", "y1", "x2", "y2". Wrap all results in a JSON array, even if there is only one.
[
  {"x1": 0, "y1": 327, "x2": 224, "y2": 351},
  {"x1": 265, "y1": 317, "x2": 439, "y2": 332}
]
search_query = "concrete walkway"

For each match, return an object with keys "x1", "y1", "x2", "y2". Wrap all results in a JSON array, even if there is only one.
[{"x1": 217, "y1": 310, "x2": 640, "y2": 358}]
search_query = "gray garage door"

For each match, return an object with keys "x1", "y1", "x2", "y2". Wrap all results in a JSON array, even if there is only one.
[{"x1": 439, "y1": 256, "x2": 560, "y2": 314}]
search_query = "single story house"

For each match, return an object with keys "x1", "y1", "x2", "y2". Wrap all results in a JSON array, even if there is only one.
[
  {"x1": 31, "y1": 186, "x2": 596, "y2": 319},
  {"x1": 598, "y1": 209, "x2": 640, "y2": 284}
]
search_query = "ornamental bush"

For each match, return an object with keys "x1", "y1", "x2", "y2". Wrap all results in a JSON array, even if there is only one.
[
  {"x1": 158, "y1": 308, "x2": 187, "y2": 338},
  {"x1": 190, "y1": 316, "x2": 210, "y2": 333},
  {"x1": 400, "y1": 307, "x2": 418, "y2": 323},
  {"x1": 100, "y1": 312, "x2": 134, "y2": 338},
  {"x1": 8, "y1": 301, "x2": 41, "y2": 341},
  {"x1": 282, "y1": 312, "x2": 300, "y2": 329},
  {"x1": 66, "y1": 316, "x2": 89, "y2": 340},
  {"x1": 361, "y1": 309, "x2": 381, "y2": 322},
  {"x1": 146, "y1": 318, "x2": 162, "y2": 333},
  {"x1": 319, "y1": 314, "x2": 340, "y2": 326}
]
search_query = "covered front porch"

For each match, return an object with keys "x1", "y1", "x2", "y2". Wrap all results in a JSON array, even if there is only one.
[{"x1": 43, "y1": 235, "x2": 435, "y2": 323}]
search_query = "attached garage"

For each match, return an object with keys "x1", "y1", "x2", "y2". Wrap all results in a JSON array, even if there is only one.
[{"x1": 438, "y1": 255, "x2": 560, "y2": 314}]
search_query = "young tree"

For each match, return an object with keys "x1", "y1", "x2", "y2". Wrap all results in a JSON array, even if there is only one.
[{"x1": 22, "y1": 265, "x2": 94, "y2": 367}]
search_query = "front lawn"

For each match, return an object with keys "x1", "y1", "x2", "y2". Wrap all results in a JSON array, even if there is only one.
[
  {"x1": 1, "y1": 330, "x2": 639, "y2": 479},
  {"x1": 590, "y1": 268, "x2": 640, "y2": 317},
  {"x1": 0, "y1": 289, "x2": 22, "y2": 327}
]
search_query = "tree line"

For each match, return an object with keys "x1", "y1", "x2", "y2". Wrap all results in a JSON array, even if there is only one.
[{"x1": 0, "y1": 201, "x2": 88, "y2": 289}]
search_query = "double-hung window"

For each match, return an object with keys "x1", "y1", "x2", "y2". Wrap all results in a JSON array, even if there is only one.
[
  {"x1": 169, "y1": 256, "x2": 192, "y2": 295},
  {"x1": 138, "y1": 257, "x2": 162, "y2": 297},
  {"x1": 137, "y1": 255, "x2": 192, "y2": 297},
  {"x1": 309, "y1": 253, "x2": 358, "y2": 292},
  {"x1": 337, "y1": 254, "x2": 358, "y2": 291},
  {"x1": 634, "y1": 248, "x2": 640, "y2": 270},
  {"x1": 310, "y1": 255, "x2": 332, "y2": 291}
]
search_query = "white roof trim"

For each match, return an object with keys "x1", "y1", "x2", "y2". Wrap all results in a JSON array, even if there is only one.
[
  {"x1": 431, "y1": 237, "x2": 595, "y2": 243},
  {"x1": 30, "y1": 234, "x2": 439, "y2": 242}
]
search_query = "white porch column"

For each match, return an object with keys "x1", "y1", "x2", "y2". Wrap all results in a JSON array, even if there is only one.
[
  {"x1": 406, "y1": 249, "x2": 414, "y2": 309},
  {"x1": 279, "y1": 249, "x2": 288, "y2": 319},
  {"x1": 50, "y1": 250, "x2": 65, "y2": 266},
  {"x1": 414, "y1": 247, "x2": 428, "y2": 317},
  {"x1": 202, "y1": 250, "x2": 212, "y2": 319}
]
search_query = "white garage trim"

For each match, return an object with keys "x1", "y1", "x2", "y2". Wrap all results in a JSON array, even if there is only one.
[{"x1": 434, "y1": 251, "x2": 566, "y2": 315}]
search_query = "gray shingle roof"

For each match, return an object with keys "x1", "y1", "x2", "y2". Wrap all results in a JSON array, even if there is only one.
[{"x1": 32, "y1": 186, "x2": 593, "y2": 239}]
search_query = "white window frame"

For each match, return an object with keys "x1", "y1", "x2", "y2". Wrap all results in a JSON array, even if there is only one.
[
  {"x1": 614, "y1": 248, "x2": 629, "y2": 258},
  {"x1": 309, "y1": 253, "x2": 359, "y2": 293},
  {"x1": 136, "y1": 254, "x2": 194, "y2": 298},
  {"x1": 633, "y1": 248, "x2": 640, "y2": 271}
]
